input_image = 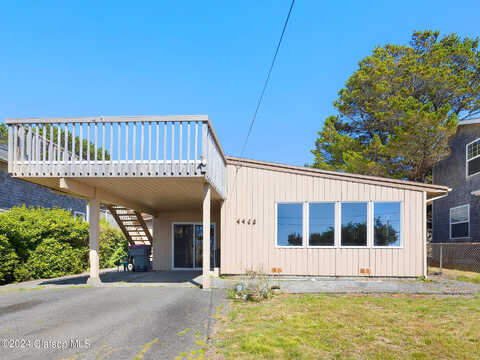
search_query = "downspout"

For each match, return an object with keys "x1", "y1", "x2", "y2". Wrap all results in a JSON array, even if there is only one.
[{"x1": 426, "y1": 193, "x2": 450, "y2": 204}]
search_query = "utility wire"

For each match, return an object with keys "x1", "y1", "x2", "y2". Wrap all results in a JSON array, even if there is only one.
[{"x1": 240, "y1": 0, "x2": 295, "y2": 157}]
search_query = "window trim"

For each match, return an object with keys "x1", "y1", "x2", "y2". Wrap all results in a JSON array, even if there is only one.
[
  {"x1": 449, "y1": 204, "x2": 470, "y2": 239},
  {"x1": 466, "y1": 138, "x2": 480, "y2": 178},
  {"x1": 274, "y1": 200, "x2": 404, "y2": 250},
  {"x1": 306, "y1": 201, "x2": 336, "y2": 248},
  {"x1": 339, "y1": 201, "x2": 370, "y2": 248},
  {"x1": 275, "y1": 202, "x2": 305, "y2": 248},
  {"x1": 372, "y1": 201, "x2": 403, "y2": 249}
]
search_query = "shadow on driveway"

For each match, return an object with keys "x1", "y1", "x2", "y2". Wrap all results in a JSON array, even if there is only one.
[{"x1": 39, "y1": 270, "x2": 202, "y2": 287}]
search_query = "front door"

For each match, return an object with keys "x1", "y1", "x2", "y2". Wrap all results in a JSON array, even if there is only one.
[{"x1": 173, "y1": 223, "x2": 215, "y2": 269}]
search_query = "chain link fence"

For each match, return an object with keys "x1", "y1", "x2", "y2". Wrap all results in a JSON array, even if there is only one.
[{"x1": 428, "y1": 243, "x2": 480, "y2": 273}]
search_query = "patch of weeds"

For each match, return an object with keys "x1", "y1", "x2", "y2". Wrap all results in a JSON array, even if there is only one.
[
  {"x1": 212, "y1": 303, "x2": 224, "y2": 320},
  {"x1": 0, "y1": 286, "x2": 47, "y2": 293},
  {"x1": 229, "y1": 269, "x2": 273, "y2": 302},
  {"x1": 195, "y1": 337, "x2": 207, "y2": 347},
  {"x1": 175, "y1": 335, "x2": 207, "y2": 360},
  {"x1": 177, "y1": 328, "x2": 192, "y2": 336},
  {"x1": 133, "y1": 338, "x2": 158, "y2": 360},
  {"x1": 418, "y1": 276, "x2": 434, "y2": 283}
]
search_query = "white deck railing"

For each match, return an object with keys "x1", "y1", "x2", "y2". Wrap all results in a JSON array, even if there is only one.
[{"x1": 6, "y1": 115, "x2": 226, "y2": 198}]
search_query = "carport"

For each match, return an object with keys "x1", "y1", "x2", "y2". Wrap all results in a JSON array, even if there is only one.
[{"x1": 5, "y1": 115, "x2": 226, "y2": 289}]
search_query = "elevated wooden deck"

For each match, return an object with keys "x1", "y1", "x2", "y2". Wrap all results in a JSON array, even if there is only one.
[{"x1": 6, "y1": 115, "x2": 226, "y2": 203}]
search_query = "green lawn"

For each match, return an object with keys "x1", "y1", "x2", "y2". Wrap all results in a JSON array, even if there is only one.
[{"x1": 215, "y1": 294, "x2": 480, "y2": 359}]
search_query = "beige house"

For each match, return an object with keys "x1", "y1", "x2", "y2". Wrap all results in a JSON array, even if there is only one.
[{"x1": 5, "y1": 115, "x2": 448, "y2": 288}]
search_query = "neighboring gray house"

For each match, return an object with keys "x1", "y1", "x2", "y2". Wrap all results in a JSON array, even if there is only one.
[
  {"x1": 0, "y1": 143, "x2": 86, "y2": 216},
  {"x1": 432, "y1": 118, "x2": 480, "y2": 243}
]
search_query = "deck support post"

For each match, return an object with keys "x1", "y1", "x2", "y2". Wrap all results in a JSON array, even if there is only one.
[
  {"x1": 202, "y1": 183, "x2": 211, "y2": 289},
  {"x1": 87, "y1": 196, "x2": 102, "y2": 286}
]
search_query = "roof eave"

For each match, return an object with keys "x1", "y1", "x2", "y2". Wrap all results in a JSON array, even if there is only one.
[{"x1": 226, "y1": 156, "x2": 450, "y2": 195}]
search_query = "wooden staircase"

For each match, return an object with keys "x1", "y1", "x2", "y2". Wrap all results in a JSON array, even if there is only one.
[{"x1": 108, "y1": 205, "x2": 153, "y2": 245}]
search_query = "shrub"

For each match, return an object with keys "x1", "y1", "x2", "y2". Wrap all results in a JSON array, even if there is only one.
[
  {"x1": 0, "y1": 207, "x2": 128, "y2": 283},
  {"x1": 229, "y1": 270, "x2": 273, "y2": 302},
  {"x1": 0, "y1": 235, "x2": 19, "y2": 284},
  {"x1": 99, "y1": 219, "x2": 128, "y2": 268},
  {"x1": 13, "y1": 263, "x2": 31, "y2": 282},
  {"x1": 24, "y1": 238, "x2": 87, "y2": 279},
  {"x1": 0, "y1": 206, "x2": 89, "y2": 263}
]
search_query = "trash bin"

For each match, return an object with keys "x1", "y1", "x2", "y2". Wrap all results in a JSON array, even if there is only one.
[{"x1": 128, "y1": 245, "x2": 151, "y2": 272}]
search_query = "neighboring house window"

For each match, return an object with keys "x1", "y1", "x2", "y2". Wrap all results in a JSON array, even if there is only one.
[
  {"x1": 74, "y1": 211, "x2": 86, "y2": 221},
  {"x1": 466, "y1": 138, "x2": 480, "y2": 176},
  {"x1": 341, "y1": 202, "x2": 368, "y2": 246},
  {"x1": 450, "y1": 205, "x2": 469, "y2": 239},
  {"x1": 277, "y1": 203, "x2": 303, "y2": 247},
  {"x1": 309, "y1": 202, "x2": 335, "y2": 246},
  {"x1": 373, "y1": 202, "x2": 401, "y2": 247}
]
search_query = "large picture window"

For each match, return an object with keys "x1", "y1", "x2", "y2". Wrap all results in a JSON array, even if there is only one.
[
  {"x1": 467, "y1": 138, "x2": 480, "y2": 177},
  {"x1": 341, "y1": 202, "x2": 367, "y2": 246},
  {"x1": 309, "y1": 203, "x2": 335, "y2": 246},
  {"x1": 275, "y1": 201, "x2": 403, "y2": 249},
  {"x1": 450, "y1": 205, "x2": 469, "y2": 239},
  {"x1": 374, "y1": 202, "x2": 401, "y2": 247},
  {"x1": 277, "y1": 203, "x2": 303, "y2": 247}
]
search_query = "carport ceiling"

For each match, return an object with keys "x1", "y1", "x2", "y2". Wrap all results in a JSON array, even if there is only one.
[{"x1": 21, "y1": 177, "x2": 222, "y2": 214}]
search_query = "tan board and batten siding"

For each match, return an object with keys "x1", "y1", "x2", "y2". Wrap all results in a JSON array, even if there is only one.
[{"x1": 221, "y1": 157, "x2": 448, "y2": 277}]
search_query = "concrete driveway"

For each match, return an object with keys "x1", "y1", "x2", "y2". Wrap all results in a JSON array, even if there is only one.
[{"x1": 0, "y1": 285, "x2": 226, "y2": 360}]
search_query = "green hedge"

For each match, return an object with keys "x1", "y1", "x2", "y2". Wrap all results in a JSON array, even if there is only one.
[
  {"x1": 0, "y1": 206, "x2": 89, "y2": 263},
  {"x1": 0, "y1": 235, "x2": 19, "y2": 284},
  {"x1": 19, "y1": 238, "x2": 88, "y2": 281},
  {"x1": 0, "y1": 206, "x2": 128, "y2": 284}
]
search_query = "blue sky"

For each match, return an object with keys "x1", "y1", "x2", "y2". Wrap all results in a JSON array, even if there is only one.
[{"x1": 1, "y1": 1, "x2": 479, "y2": 166}]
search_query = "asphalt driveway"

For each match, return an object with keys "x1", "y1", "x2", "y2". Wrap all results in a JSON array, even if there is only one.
[{"x1": 0, "y1": 286, "x2": 226, "y2": 360}]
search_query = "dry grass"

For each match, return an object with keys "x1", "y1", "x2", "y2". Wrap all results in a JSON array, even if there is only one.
[
  {"x1": 214, "y1": 293, "x2": 480, "y2": 359},
  {"x1": 429, "y1": 267, "x2": 480, "y2": 284}
]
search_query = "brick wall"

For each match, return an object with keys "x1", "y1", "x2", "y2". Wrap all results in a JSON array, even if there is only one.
[
  {"x1": 432, "y1": 124, "x2": 480, "y2": 243},
  {"x1": 0, "y1": 162, "x2": 86, "y2": 215}
]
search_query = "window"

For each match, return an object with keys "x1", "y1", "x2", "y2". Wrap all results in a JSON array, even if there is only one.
[
  {"x1": 374, "y1": 202, "x2": 401, "y2": 247},
  {"x1": 74, "y1": 211, "x2": 86, "y2": 221},
  {"x1": 450, "y1": 205, "x2": 469, "y2": 239},
  {"x1": 309, "y1": 203, "x2": 335, "y2": 246},
  {"x1": 467, "y1": 138, "x2": 480, "y2": 176},
  {"x1": 341, "y1": 202, "x2": 367, "y2": 246},
  {"x1": 277, "y1": 203, "x2": 303, "y2": 247}
]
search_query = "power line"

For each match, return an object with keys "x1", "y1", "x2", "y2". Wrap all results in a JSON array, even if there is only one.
[{"x1": 240, "y1": 0, "x2": 295, "y2": 157}]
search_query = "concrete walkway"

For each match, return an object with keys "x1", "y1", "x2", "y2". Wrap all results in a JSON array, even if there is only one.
[
  {"x1": 212, "y1": 276, "x2": 480, "y2": 295},
  {"x1": 3, "y1": 270, "x2": 480, "y2": 295}
]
